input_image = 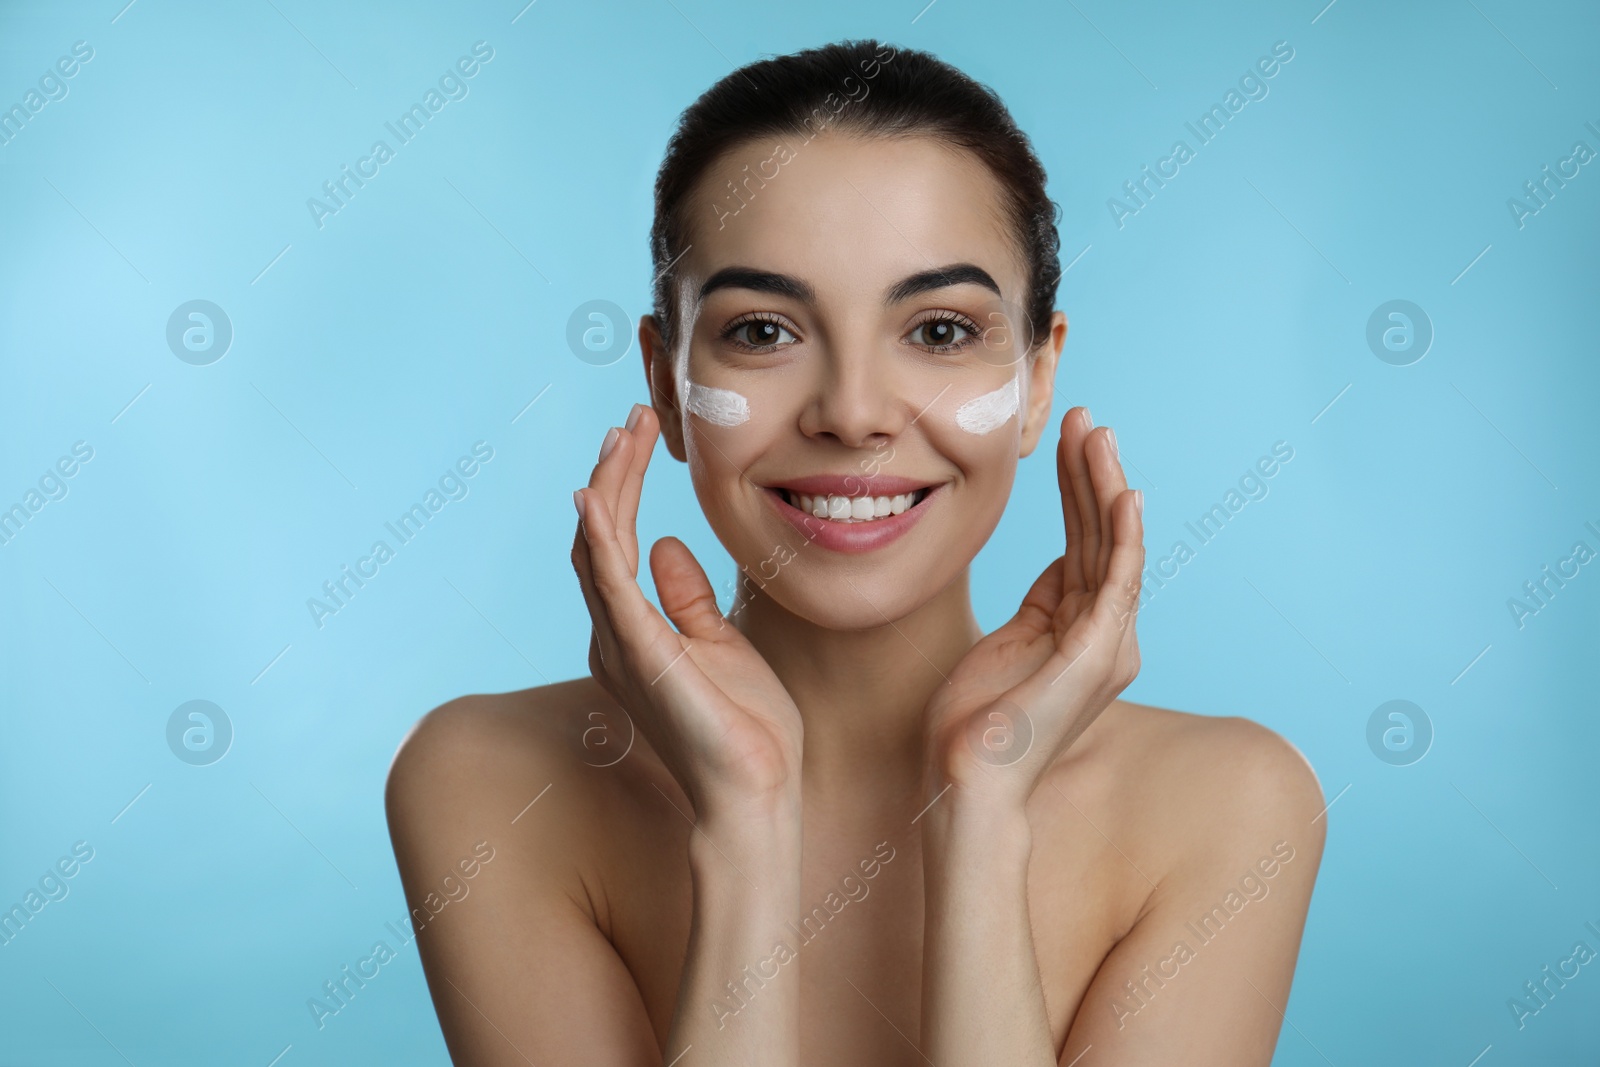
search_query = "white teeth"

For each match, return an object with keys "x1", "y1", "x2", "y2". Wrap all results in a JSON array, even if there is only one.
[{"x1": 786, "y1": 489, "x2": 927, "y2": 522}]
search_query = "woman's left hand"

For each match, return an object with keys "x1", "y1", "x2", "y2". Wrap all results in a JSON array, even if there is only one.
[{"x1": 922, "y1": 405, "x2": 1145, "y2": 812}]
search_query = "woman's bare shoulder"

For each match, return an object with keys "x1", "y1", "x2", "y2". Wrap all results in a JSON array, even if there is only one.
[
  {"x1": 384, "y1": 681, "x2": 682, "y2": 1058},
  {"x1": 383, "y1": 677, "x2": 651, "y2": 856},
  {"x1": 388, "y1": 679, "x2": 601, "y2": 782},
  {"x1": 1104, "y1": 699, "x2": 1320, "y2": 789},
  {"x1": 1066, "y1": 699, "x2": 1327, "y2": 865}
]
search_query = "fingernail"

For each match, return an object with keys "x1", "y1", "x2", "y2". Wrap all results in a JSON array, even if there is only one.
[
  {"x1": 625, "y1": 404, "x2": 644, "y2": 431},
  {"x1": 1107, "y1": 426, "x2": 1118, "y2": 459},
  {"x1": 572, "y1": 489, "x2": 586, "y2": 519},
  {"x1": 599, "y1": 426, "x2": 620, "y2": 461},
  {"x1": 1134, "y1": 489, "x2": 1144, "y2": 516},
  {"x1": 1082, "y1": 407, "x2": 1094, "y2": 429}
]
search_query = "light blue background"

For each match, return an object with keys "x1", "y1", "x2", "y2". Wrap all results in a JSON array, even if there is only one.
[{"x1": 2, "y1": 0, "x2": 1597, "y2": 1063}]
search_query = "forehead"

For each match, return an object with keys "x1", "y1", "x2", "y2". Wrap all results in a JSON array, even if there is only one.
[{"x1": 680, "y1": 131, "x2": 1025, "y2": 303}]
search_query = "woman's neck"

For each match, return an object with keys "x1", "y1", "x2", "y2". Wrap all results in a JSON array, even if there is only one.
[{"x1": 731, "y1": 569, "x2": 983, "y2": 809}]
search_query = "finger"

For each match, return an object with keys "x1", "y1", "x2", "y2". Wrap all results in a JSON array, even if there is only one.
[
  {"x1": 1056, "y1": 419, "x2": 1085, "y2": 591},
  {"x1": 579, "y1": 492, "x2": 704, "y2": 726},
  {"x1": 1093, "y1": 488, "x2": 1145, "y2": 643},
  {"x1": 1002, "y1": 616, "x2": 1108, "y2": 745},
  {"x1": 572, "y1": 495, "x2": 629, "y2": 678},
  {"x1": 1089, "y1": 425, "x2": 1128, "y2": 587},
  {"x1": 614, "y1": 405, "x2": 661, "y2": 575},
  {"x1": 1001, "y1": 494, "x2": 1143, "y2": 730},
  {"x1": 586, "y1": 625, "x2": 603, "y2": 681},
  {"x1": 574, "y1": 486, "x2": 680, "y2": 672},
  {"x1": 574, "y1": 493, "x2": 730, "y2": 769},
  {"x1": 1013, "y1": 555, "x2": 1065, "y2": 634},
  {"x1": 651, "y1": 536, "x2": 730, "y2": 641},
  {"x1": 1060, "y1": 407, "x2": 1099, "y2": 590},
  {"x1": 588, "y1": 421, "x2": 639, "y2": 575}
]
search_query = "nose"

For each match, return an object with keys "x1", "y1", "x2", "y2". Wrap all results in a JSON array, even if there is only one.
[{"x1": 797, "y1": 344, "x2": 907, "y2": 450}]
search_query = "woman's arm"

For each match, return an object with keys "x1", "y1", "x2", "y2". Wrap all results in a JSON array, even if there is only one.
[
  {"x1": 385, "y1": 697, "x2": 663, "y2": 1064},
  {"x1": 920, "y1": 406, "x2": 1319, "y2": 1059},
  {"x1": 908, "y1": 406, "x2": 1124, "y2": 1062},
  {"x1": 919, "y1": 794, "x2": 1053, "y2": 1064},
  {"x1": 1057, "y1": 726, "x2": 1326, "y2": 1064},
  {"x1": 670, "y1": 805, "x2": 803, "y2": 1064},
  {"x1": 918, "y1": 723, "x2": 1325, "y2": 1066},
  {"x1": 385, "y1": 697, "x2": 804, "y2": 1066},
  {"x1": 566, "y1": 405, "x2": 807, "y2": 1061}
]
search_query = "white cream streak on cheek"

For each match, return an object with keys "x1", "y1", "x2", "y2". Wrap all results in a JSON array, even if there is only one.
[
  {"x1": 955, "y1": 376, "x2": 1021, "y2": 434},
  {"x1": 685, "y1": 380, "x2": 751, "y2": 427},
  {"x1": 670, "y1": 281, "x2": 752, "y2": 427}
]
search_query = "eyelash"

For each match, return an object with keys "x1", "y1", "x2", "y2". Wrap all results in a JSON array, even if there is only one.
[
  {"x1": 717, "y1": 311, "x2": 984, "y2": 355},
  {"x1": 905, "y1": 310, "x2": 983, "y2": 354}
]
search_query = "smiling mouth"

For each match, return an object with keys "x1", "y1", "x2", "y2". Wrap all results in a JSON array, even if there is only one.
[{"x1": 775, "y1": 487, "x2": 934, "y2": 523}]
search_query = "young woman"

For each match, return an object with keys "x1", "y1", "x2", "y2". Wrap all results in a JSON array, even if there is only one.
[{"x1": 386, "y1": 38, "x2": 1325, "y2": 1066}]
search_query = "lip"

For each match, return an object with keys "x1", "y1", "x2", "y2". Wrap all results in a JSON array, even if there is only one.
[
  {"x1": 767, "y1": 473, "x2": 937, "y2": 497},
  {"x1": 764, "y1": 482, "x2": 944, "y2": 554}
]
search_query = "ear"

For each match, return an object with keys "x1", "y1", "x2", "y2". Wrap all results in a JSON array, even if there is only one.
[
  {"x1": 640, "y1": 314, "x2": 688, "y2": 462},
  {"x1": 1018, "y1": 310, "x2": 1067, "y2": 458}
]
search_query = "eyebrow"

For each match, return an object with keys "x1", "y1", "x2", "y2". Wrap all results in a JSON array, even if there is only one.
[{"x1": 697, "y1": 262, "x2": 1002, "y2": 306}]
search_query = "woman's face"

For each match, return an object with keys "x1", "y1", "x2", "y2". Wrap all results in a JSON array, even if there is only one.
[{"x1": 643, "y1": 131, "x2": 1065, "y2": 630}]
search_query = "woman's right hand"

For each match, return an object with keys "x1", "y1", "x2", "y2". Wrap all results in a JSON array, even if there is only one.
[{"x1": 570, "y1": 403, "x2": 804, "y2": 826}]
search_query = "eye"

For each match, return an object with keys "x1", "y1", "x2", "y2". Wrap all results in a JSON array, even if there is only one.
[
  {"x1": 721, "y1": 315, "x2": 798, "y2": 351},
  {"x1": 906, "y1": 312, "x2": 980, "y2": 353}
]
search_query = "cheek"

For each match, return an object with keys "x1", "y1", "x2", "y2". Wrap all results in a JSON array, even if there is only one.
[
  {"x1": 682, "y1": 408, "x2": 786, "y2": 557},
  {"x1": 925, "y1": 372, "x2": 1026, "y2": 470},
  {"x1": 952, "y1": 377, "x2": 1021, "y2": 435},
  {"x1": 681, "y1": 368, "x2": 808, "y2": 476},
  {"x1": 681, "y1": 384, "x2": 777, "y2": 476},
  {"x1": 684, "y1": 381, "x2": 750, "y2": 427},
  {"x1": 918, "y1": 406, "x2": 1022, "y2": 557}
]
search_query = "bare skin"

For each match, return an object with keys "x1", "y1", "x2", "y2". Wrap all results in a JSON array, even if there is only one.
[{"x1": 386, "y1": 130, "x2": 1326, "y2": 1066}]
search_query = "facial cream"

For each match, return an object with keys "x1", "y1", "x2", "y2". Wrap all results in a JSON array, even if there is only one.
[
  {"x1": 955, "y1": 376, "x2": 1021, "y2": 435},
  {"x1": 685, "y1": 381, "x2": 751, "y2": 427}
]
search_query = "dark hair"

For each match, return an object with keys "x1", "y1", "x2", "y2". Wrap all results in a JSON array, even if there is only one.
[{"x1": 649, "y1": 38, "x2": 1062, "y2": 354}]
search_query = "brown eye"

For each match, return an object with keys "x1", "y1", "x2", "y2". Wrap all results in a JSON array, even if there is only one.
[
  {"x1": 724, "y1": 317, "x2": 797, "y2": 349},
  {"x1": 908, "y1": 316, "x2": 975, "y2": 351}
]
